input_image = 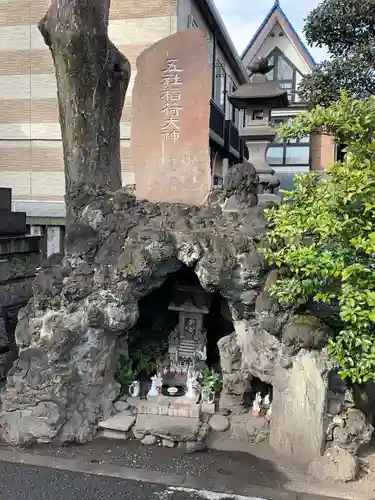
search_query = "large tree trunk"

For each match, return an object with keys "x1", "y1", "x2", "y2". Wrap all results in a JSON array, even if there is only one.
[{"x1": 38, "y1": 0, "x2": 131, "y2": 225}]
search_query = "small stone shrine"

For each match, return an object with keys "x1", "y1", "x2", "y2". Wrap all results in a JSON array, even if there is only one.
[
  {"x1": 0, "y1": 188, "x2": 41, "y2": 381},
  {"x1": 165, "y1": 284, "x2": 211, "y2": 383},
  {"x1": 228, "y1": 58, "x2": 289, "y2": 206}
]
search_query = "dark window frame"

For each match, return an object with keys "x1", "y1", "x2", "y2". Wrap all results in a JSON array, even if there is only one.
[
  {"x1": 227, "y1": 75, "x2": 239, "y2": 127},
  {"x1": 267, "y1": 116, "x2": 311, "y2": 167},
  {"x1": 265, "y1": 48, "x2": 303, "y2": 103},
  {"x1": 214, "y1": 59, "x2": 227, "y2": 113}
]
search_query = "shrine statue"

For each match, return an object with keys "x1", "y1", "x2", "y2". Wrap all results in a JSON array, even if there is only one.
[
  {"x1": 183, "y1": 317, "x2": 197, "y2": 340},
  {"x1": 165, "y1": 283, "x2": 212, "y2": 381},
  {"x1": 186, "y1": 366, "x2": 200, "y2": 401}
]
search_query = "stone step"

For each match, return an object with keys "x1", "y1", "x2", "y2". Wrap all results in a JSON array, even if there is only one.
[
  {"x1": 97, "y1": 429, "x2": 128, "y2": 440},
  {"x1": 0, "y1": 211, "x2": 26, "y2": 236},
  {"x1": 98, "y1": 411, "x2": 136, "y2": 432},
  {"x1": 0, "y1": 188, "x2": 11, "y2": 211},
  {"x1": 133, "y1": 413, "x2": 205, "y2": 442}
]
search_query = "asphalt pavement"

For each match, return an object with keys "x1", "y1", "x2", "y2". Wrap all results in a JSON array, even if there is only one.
[
  {"x1": 0, "y1": 440, "x2": 353, "y2": 500},
  {"x1": 0, "y1": 461, "x2": 276, "y2": 500}
]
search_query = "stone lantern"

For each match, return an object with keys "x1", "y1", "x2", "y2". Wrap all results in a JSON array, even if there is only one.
[{"x1": 228, "y1": 60, "x2": 289, "y2": 205}]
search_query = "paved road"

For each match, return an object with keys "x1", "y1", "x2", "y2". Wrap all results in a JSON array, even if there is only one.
[{"x1": 0, "y1": 461, "x2": 269, "y2": 500}]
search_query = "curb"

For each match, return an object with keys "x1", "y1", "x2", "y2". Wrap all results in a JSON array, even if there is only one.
[{"x1": 0, "y1": 448, "x2": 359, "y2": 500}]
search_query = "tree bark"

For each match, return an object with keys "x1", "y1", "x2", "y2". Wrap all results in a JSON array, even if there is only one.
[{"x1": 39, "y1": 0, "x2": 131, "y2": 225}]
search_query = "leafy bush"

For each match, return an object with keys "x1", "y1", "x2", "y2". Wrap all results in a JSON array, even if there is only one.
[
  {"x1": 115, "y1": 355, "x2": 135, "y2": 391},
  {"x1": 201, "y1": 367, "x2": 222, "y2": 392},
  {"x1": 263, "y1": 93, "x2": 375, "y2": 384},
  {"x1": 299, "y1": 0, "x2": 375, "y2": 107}
]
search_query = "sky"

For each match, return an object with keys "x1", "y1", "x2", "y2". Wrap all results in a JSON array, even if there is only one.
[{"x1": 214, "y1": 0, "x2": 328, "y2": 62}]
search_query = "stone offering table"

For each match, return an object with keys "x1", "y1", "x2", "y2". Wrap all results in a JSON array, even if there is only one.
[{"x1": 98, "y1": 394, "x2": 205, "y2": 446}]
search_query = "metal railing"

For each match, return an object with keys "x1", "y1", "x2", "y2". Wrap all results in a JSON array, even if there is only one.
[
  {"x1": 228, "y1": 121, "x2": 240, "y2": 153},
  {"x1": 210, "y1": 99, "x2": 225, "y2": 139}
]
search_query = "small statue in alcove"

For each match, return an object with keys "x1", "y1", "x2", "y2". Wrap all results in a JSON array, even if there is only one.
[
  {"x1": 186, "y1": 366, "x2": 200, "y2": 402},
  {"x1": 183, "y1": 317, "x2": 197, "y2": 340},
  {"x1": 252, "y1": 392, "x2": 262, "y2": 417},
  {"x1": 259, "y1": 393, "x2": 271, "y2": 418},
  {"x1": 252, "y1": 391, "x2": 272, "y2": 418}
]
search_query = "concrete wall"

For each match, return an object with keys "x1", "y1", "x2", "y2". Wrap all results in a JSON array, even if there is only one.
[{"x1": 0, "y1": 0, "x2": 177, "y2": 203}]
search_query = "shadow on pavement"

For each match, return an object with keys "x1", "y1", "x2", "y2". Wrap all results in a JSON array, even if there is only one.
[{"x1": 17, "y1": 438, "x2": 289, "y2": 492}]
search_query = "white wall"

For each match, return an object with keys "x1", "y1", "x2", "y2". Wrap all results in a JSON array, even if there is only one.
[
  {"x1": 242, "y1": 21, "x2": 311, "y2": 77},
  {"x1": 188, "y1": 1, "x2": 243, "y2": 126}
]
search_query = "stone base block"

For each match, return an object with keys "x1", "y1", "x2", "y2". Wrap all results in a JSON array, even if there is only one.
[
  {"x1": 201, "y1": 402, "x2": 215, "y2": 414},
  {"x1": 138, "y1": 400, "x2": 170, "y2": 416},
  {"x1": 133, "y1": 414, "x2": 206, "y2": 442},
  {"x1": 168, "y1": 401, "x2": 200, "y2": 418},
  {"x1": 98, "y1": 411, "x2": 136, "y2": 432},
  {"x1": 98, "y1": 429, "x2": 128, "y2": 440},
  {"x1": 138, "y1": 397, "x2": 199, "y2": 418}
]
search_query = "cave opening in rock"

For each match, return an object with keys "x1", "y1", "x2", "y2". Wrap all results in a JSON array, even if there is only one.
[
  {"x1": 244, "y1": 376, "x2": 273, "y2": 412},
  {"x1": 118, "y1": 263, "x2": 234, "y2": 397}
]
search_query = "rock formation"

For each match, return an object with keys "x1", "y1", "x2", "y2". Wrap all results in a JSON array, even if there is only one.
[
  {"x1": 0, "y1": 162, "x2": 372, "y2": 482},
  {"x1": 0, "y1": 162, "x2": 261, "y2": 444}
]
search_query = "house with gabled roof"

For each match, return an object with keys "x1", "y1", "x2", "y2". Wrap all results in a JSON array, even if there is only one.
[{"x1": 241, "y1": 0, "x2": 335, "y2": 189}]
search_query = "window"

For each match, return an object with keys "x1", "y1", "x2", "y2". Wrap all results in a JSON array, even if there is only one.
[
  {"x1": 267, "y1": 116, "x2": 311, "y2": 169},
  {"x1": 264, "y1": 49, "x2": 302, "y2": 102},
  {"x1": 188, "y1": 16, "x2": 213, "y2": 65},
  {"x1": 214, "y1": 60, "x2": 226, "y2": 113},
  {"x1": 267, "y1": 147, "x2": 284, "y2": 165},
  {"x1": 285, "y1": 146, "x2": 310, "y2": 165},
  {"x1": 277, "y1": 58, "x2": 293, "y2": 80},
  {"x1": 227, "y1": 76, "x2": 239, "y2": 127}
]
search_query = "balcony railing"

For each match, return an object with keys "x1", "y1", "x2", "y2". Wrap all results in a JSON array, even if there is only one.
[
  {"x1": 209, "y1": 99, "x2": 225, "y2": 141},
  {"x1": 225, "y1": 120, "x2": 240, "y2": 157}
]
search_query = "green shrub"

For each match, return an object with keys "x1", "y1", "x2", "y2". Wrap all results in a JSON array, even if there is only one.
[{"x1": 263, "y1": 93, "x2": 375, "y2": 384}]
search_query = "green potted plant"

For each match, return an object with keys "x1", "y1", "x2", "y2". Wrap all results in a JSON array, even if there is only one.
[
  {"x1": 115, "y1": 355, "x2": 135, "y2": 395},
  {"x1": 201, "y1": 367, "x2": 221, "y2": 404}
]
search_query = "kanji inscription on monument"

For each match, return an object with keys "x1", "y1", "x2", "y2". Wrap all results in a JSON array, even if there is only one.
[
  {"x1": 161, "y1": 58, "x2": 183, "y2": 143},
  {"x1": 131, "y1": 28, "x2": 212, "y2": 205}
]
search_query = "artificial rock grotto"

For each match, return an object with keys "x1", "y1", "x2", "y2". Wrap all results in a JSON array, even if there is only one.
[{"x1": 0, "y1": 162, "x2": 372, "y2": 483}]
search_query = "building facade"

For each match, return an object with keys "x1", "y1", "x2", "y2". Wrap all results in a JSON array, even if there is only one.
[
  {"x1": 0, "y1": 0, "x2": 247, "y2": 256},
  {"x1": 241, "y1": 0, "x2": 336, "y2": 190}
]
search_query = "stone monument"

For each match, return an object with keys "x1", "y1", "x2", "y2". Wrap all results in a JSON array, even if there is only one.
[{"x1": 131, "y1": 28, "x2": 212, "y2": 205}]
